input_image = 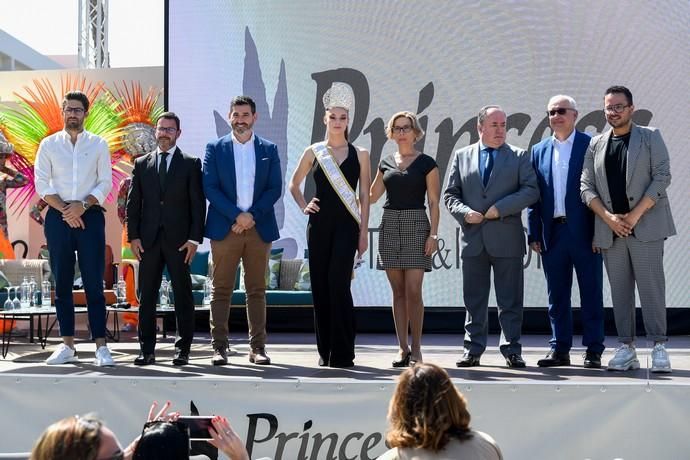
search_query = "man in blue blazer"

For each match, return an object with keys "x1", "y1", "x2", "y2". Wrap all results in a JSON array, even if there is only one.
[
  {"x1": 528, "y1": 95, "x2": 605, "y2": 368},
  {"x1": 203, "y1": 95, "x2": 282, "y2": 366}
]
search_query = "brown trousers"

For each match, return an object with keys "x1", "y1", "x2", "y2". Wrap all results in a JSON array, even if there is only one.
[{"x1": 209, "y1": 228, "x2": 270, "y2": 350}]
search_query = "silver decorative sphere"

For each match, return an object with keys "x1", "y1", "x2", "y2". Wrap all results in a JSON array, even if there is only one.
[{"x1": 121, "y1": 123, "x2": 156, "y2": 157}]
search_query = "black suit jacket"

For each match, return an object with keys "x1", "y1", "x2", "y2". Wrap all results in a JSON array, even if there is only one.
[{"x1": 126, "y1": 147, "x2": 206, "y2": 248}]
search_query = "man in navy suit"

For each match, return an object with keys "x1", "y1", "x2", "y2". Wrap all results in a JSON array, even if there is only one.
[
  {"x1": 528, "y1": 95, "x2": 605, "y2": 368},
  {"x1": 203, "y1": 96, "x2": 282, "y2": 366}
]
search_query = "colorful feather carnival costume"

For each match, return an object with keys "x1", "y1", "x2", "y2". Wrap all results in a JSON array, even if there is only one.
[{"x1": 0, "y1": 76, "x2": 125, "y2": 226}]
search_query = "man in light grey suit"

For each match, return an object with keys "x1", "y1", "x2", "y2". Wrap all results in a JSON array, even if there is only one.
[
  {"x1": 581, "y1": 86, "x2": 676, "y2": 373},
  {"x1": 444, "y1": 105, "x2": 539, "y2": 368}
]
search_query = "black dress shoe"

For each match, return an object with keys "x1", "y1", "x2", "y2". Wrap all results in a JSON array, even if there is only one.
[
  {"x1": 537, "y1": 350, "x2": 571, "y2": 367},
  {"x1": 456, "y1": 353, "x2": 481, "y2": 367},
  {"x1": 172, "y1": 350, "x2": 189, "y2": 366},
  {"x1": 506, "y1": 354, "x2": 526, "y2": 368},
  {"x1": 583, "y1": 350, "x2": 602, "y2": 369},
  {"x1": 134, "y1": 353, "x2": 155, "y2": 366},
  {"x1": 392, "y1": 351, "x2": 411, "y2": 368}
]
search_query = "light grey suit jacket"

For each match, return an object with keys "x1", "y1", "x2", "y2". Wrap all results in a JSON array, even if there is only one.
[
  {"x1": 580, "y1": 123, "x2": 676, "y2": 249},
  {"x1": 444, "y1": 142, "x2": 539, "y2": 258}
]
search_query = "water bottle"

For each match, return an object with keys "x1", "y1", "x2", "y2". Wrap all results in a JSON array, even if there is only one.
[
  {"x1": 159, "y1": 275, "x2": 169, "y2": 307},
  {"x1": 20, "y1": 277, "x2": 30, "y2": 309},
  {"x1": 41, "y1": 280, "x2": 52, "y2": 307},
  {"x1": 203, "y1": 277, "x2": 212, "y2": 305},
  {"x1": 29, "y1": 276, "x2": 37, "y2": 307},
  {"x1": 116, "y1": 275, "x2": 127, "y2": 304}
]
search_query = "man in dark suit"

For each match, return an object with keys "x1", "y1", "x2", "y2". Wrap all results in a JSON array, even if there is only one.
[
  {"x1": 581, "y1": 86, "x2": 676, "y2": 372},
  {"x1": 127, "y1": 112, "x2": 206, "y2": 366},
  {"x1": 528, "y1": 95, "x2": 605, "y2": 368},
  {"x1": 444, "y1": 105, "x2": 539, "y2": 368},
  {"x1": 203, "y1": 96, "x2": 282, "y2": 366}
]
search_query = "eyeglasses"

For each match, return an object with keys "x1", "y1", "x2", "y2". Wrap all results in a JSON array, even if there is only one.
[
  {"x1": 604, "y1": 104, "x2": 630, "y2": 114},
  {"x1": 156, "y1": 126, "x2": 178, "y2": 134},
  {"x1": 63, "y1": 107, "x2": 85, "y2": 115},
  {"x1": 547, "y1": 108, "x2": 575, "y2": 117},
  {"x1": 392, "y1": 125, "x2": 413, "y2": 134}
]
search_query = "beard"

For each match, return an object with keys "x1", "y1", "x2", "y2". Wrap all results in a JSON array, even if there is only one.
[
  {"x1": 231, "y1": 122, "x2": 252, "y2": 135},
  {"x1": 65, "y1": 119, "x2": 83, "y2": 130}
]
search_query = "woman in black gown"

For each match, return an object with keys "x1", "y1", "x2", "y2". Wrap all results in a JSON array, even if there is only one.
[{"x1": 289, "y1": 83, "x2": 370, "y2": 368}]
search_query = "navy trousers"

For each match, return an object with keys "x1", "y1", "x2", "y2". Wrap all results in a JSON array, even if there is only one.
[
  {"x1": 541, "y1": 221, "x2": 605, "y2": 354},
  {"x1": 45, "y1": 207, "x2": 106, "y2": 339}
]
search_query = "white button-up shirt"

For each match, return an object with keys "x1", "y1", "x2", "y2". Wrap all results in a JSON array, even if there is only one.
[
  {"x1": 232, "y1": 132, "x2": 256, "y2": 212},
  {"x1": 551, "y1": 130, "x2": 575, "y2": 218},
  {"x1": 34, "y1": 130, "x2": 112, "y2": 204}
]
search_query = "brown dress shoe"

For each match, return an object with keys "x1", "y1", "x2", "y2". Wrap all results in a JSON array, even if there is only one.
[
  {"x1": 249, "y1": 348, "x2": 271, "y2": 365},
  {"x1": 211, "y1": 348, "x2": 228, "y2": 366}
]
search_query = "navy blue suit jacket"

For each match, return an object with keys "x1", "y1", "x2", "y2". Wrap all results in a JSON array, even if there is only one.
[
  {"x1": 527, "y1": 130, "x2": 594, "y2": 252},
  {"x1": 202, "y1": 134, "x2": 281, "y2": 243}
]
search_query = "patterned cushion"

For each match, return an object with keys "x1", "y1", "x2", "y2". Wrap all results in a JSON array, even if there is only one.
[
  {"x1": 293, "y1": 260, "x2": 311, "y2": 291},
  {"x1": 265, "y1": 248, "x2": 284, "y2": 290},
  {"x1": 239, "y1": 248, "x2": 284, "y2": 290}
]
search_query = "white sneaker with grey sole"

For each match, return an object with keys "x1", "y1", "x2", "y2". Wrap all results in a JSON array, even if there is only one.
[
  {"x1": 94, "y1": 346, "x2": 116, "y2": 367},
  {"x1": 46, "y1": 344, "x2": 79, "y2": 365},
  {"x1": 607, "y1": 344, "x2": 640, "y2": 371},
  {"x1": 651, "y1": 343, "x2": 672, "y2": 373}
]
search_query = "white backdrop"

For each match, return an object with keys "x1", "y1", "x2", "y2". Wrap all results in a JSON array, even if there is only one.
[
  {"x1": 167, "y1": 0, "x2": 689, "y2": 308},
  {"x1": 2, "y1": 375, "x2": 690, "y2": 459}
]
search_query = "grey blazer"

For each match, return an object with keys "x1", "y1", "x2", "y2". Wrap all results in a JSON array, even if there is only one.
[
  {"x1": 444, "y1": 142, "x2": 539, "y2": 258},
  {"x1": 580, "y1": 123, "x2": 676, "y2": 249}
]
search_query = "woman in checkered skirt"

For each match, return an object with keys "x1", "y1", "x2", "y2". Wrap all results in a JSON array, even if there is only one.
[{"x1": 370, "y1": 111, "x2": 440, "y2": 367}]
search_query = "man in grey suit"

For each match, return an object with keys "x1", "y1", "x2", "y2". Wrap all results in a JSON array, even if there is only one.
[
  {"x1": 445, "y1": 105, "x2": 539, "y2": 368},
  {"x1": 581, "y1": 86, "x2": 676, "y2": 373}
]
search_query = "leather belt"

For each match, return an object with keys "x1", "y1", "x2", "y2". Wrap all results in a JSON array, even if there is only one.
[{"x1": 553, "y1": 216, "x2": 567, "y2": 224}]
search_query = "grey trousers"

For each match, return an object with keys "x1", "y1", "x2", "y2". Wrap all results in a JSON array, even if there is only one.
[
  {"x1": 602, "y1": 236, "x2": 667, "y2": 343},
  {"x1": 462, "y1": 250, "x2": 524, "y2": 357}
]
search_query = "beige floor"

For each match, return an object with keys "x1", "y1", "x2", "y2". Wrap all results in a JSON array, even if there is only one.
[{"x1": 2, "y1": 330, "x2": 689, "y2": 383}]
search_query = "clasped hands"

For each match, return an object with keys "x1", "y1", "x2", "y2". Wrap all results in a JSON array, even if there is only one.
[
  {"x1": 464, "y1": 205, "x2": 500, "y2": 224},
  {"x1": 231, "y1": 212, "x2": 255, "y2": 234},
  {"x1": 61, "y1": 200, "x2": 86, "y2": 229},
  {"x1": 605, "y1": 210, "x2": 640, "y2": 238}
]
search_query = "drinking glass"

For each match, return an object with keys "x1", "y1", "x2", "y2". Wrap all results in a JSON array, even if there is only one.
[
  {"x1": 3, "y1": 287, "x2": 13, "y2": 310},
  {"x1": 12, "y1": 287, "x2": 21, "y2": 309}
]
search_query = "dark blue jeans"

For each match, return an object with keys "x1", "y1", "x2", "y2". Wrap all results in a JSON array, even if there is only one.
[{"x1": 45, "y1": 207, "x2": 106, "y2": 339}]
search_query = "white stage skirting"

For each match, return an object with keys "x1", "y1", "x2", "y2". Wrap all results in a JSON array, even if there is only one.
[{"x1": 1, "y1": 374, "x2": 689, "y2": 459}]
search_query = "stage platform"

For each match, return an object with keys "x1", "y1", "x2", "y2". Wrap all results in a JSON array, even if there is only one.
[{"x1": 2, "y1": 332, "x2": 690, "y2": 459}]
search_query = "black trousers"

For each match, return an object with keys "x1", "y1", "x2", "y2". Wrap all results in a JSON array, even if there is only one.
[
  {"x1": 137, "y1": 230, "x2": 195, "y2": 353},
  {"x1": 307, "y1": 214, "x2": 358, "y2": 366}
]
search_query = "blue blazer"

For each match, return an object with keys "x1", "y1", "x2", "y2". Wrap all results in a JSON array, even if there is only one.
[
  {"x1": 527, "y1": 130, "x2": 594, "y2": 252},
  {"x1": 203, "y1": 134, "x2": 282, "y2": 243}
]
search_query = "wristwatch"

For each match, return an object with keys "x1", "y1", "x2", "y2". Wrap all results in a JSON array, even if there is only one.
[
  {"x1": 430, "y1": 234, "x2": 439, "y2": 240},
  {"x1": 82, "y1": 201, "x2": 90, "y2": 211}
]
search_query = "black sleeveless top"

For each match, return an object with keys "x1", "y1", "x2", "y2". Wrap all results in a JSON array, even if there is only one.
[{"x1": 311, "y1": 143, "x2": 360, "y2": 222}]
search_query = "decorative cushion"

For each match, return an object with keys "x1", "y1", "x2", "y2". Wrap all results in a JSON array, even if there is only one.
[
  {"x1": 0, "y1": 270, "x2": 9, "y2": 290},
  {"x1": 294, "y1": 260, "x2": 311, "y2": 291},
  {"x1": 239, "y1": 248, "x2": 284, "y2": 290},
  {"x1": 265, "y1": 248, "x2": 284, "y2": 290}
]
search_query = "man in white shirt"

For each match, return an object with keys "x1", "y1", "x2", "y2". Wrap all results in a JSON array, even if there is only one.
[
  {"x1": 203, "y1": 96, "x2": 282, "y2": 366},
  {"x1": 527, "y1": 95, "x2": 605, "y2": 368},
  {"x1": 34, "y1": 90, "x2": 115, "y2": 366}
]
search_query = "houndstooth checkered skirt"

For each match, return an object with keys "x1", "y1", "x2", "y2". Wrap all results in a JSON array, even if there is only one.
[{"x1": 376, "y1": 208, "x2": 432, "y2": 271}]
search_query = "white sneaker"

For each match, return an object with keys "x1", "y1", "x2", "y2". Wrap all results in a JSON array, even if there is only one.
[
  {"x1": 46, "y1": 344, "x2": 79, "y2": 365},
  {"x1": 94, "y1": 346, "x2": 116, "y2": 367},
  {"x1": 607, "y1": 344, "x2": 640, "y2": 371},
  {"x1": 651, "y1": 343, "x2": 672, "y2": 373}
]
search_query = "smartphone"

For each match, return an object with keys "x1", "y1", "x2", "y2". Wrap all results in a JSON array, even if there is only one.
[{"x1": 177, "y1": 416, "x2": 214, "y2": 440}]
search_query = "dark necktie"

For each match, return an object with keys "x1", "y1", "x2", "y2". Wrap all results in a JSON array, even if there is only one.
[
  {"x1": 483, "y1": 148, "x2": 494, "y2": 186},
  {"x1": 159, "y1": 151, "x2": 169, "y2": 192}
]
